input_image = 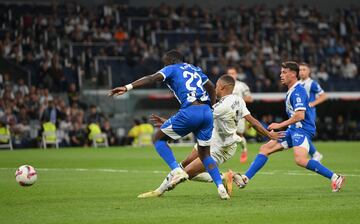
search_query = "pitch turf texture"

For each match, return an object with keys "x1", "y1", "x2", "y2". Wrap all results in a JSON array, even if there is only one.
[{"x1": 1, "y1": 142, "x2": 359, "y2": 224}]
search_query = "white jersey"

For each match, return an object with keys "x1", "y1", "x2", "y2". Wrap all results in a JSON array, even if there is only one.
[
  {"x1": 212, "y1": 94, "x2": 250, "y2": 147},
  {"x1": 233, "y1": 80, "x2": 251, "y2": 99}
]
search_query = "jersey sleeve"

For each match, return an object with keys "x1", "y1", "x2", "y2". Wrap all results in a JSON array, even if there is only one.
[
  {"x1": 157, "y1": 65, "x2": 174, "y2": 81},
  {"x1": 239, "y1": 98, "x2": 251, "y2": 117},
  {"x1": 311, "y1": 81, "x2": 324, "y2": 95},
  {"x1": 199, "y1": 72, "x2": 209, "y2": 85},
  {"x1": 291, "y1": 90, "x2": 307, "y2": 111},
  {"x1": 242, "y1": 83, "x2": 251, "y2": 97}
]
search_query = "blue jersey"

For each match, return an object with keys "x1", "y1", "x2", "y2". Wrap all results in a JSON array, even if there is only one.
[
  {"x1": 158, "y1": 63, "x2": 210, "y2": 108},
  {"x1": 285, "y1": 82, "x2": 316, "y2": 136},
  {"x1": 300, "y1": 78, "x2": 324, "y2": 116}
]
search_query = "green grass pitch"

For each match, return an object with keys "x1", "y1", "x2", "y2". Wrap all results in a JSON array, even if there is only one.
[{"x1": 1, "y1": 142, "x2": 360, "y2": 224}]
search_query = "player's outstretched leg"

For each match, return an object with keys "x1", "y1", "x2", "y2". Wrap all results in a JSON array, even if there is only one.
[
  {"x1": 238, "y1": 140, "x2": 284, "y2": 188},
  {"x1": 294, "y1": 146, "x2": 345, "y2": 192}
]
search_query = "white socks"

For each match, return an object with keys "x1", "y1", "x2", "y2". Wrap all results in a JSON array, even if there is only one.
[
  {"x1": 191, "y1": 172, "x2": 224, "y2": 182},
  {"x1": 331, "y1": 173, "x2": 339, "y2": 182}
]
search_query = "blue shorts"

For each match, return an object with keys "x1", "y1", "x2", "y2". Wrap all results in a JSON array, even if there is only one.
[
  {"x1": 278, "y1": 129, "x2": 313, "y2": 152},
  {"x1": 161, "y1": 104, "x2": 213, "y2": 146}
]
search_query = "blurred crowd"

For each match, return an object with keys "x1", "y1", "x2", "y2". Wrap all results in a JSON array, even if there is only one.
[
  {"x1": 0, "y1": 77, "x2": 119, "y2": 148},
  {"x1": 0, "y1": 2, "x2": 359, "y2": 148},
  {"x1": 251, "y1": 114, "x2": 360, "y2": 142},
  {"x1": 0, "y1": 2, "x2": 358, "y2": 91}
]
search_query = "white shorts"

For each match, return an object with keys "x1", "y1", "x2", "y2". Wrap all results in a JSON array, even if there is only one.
[
  {"x1": 236, "y1": 118, "x2": 246, "y2": 134},
  {"x1": 194, "y1": 142, "x2": 237, "y2": 165}
]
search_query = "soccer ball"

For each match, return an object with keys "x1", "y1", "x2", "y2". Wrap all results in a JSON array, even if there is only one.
[{"x1": 15, "y1": 165, "x2": 38, "y2": 186}]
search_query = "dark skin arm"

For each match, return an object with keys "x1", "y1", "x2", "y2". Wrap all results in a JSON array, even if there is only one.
[
  {"x1": 203, "y1": 80, "x2": 216, "y2": 106},
  {"x1": 244, "y1": 114, "x2": 285, "y2": 140},
  {"x1": 108, "y1": 73, "x2": 164, "y2": 96},
  {"x1": 109, "y1": 72, "x2": 216, "y2": 106}
]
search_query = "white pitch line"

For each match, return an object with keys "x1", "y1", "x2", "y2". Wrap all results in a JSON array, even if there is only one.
[{"x1": 1, "y1": 167, "x2": 360, "y2": 177}]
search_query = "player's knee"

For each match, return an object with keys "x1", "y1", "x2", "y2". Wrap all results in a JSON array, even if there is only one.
[
  {"x1": 153, "y1": 139, "x2": 165, "y2": 148},
  {"x1": 197, "y1": 145, "x2": 210, "y2": 160},
  {"x1": 152, "y1": 131, "x2": 168, "y2": 144},
  {"x1": 151, "y1": 135, "x2": 157, "y2": 144},
  {"x1": 294, "y1": 156, "x2": 308, "y2": 167},
  {"x1": 259, "y1": 144, "x2": 270, "y2": 156}
]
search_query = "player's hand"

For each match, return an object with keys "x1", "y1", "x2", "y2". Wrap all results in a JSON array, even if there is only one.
[
  {"x1": 149, "y1": 114, "x2": 165, "y2": 127},
  {"x1": 309, "y1": 102, "x2": 315, "y2": 108},
  {"x1": 268, "y1": 130, "x2": 285, "y2": 140},
  {"x1": 268, "y1": 122, "x2": 282, "y2": 130},
  {"x1": 108, "y1": 86, "x2": 127, "y2": 97}
]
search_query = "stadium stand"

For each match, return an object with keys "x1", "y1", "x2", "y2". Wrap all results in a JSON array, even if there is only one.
[{"x1": 0, "y1": 2, "x2": 359, "y2": 148}]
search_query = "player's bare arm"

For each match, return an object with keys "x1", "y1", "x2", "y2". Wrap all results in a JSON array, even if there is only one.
[
  {"x1": 268, "y1": 110, "x2": 305, "y2": 130},
  {"x1": 203, "y1": 80, "x2": 216, "y2": 105},
  {"x1": 244, "y1": 114, "x2": 284, "y2": 140},
  {"x1": 309, "y1": 93, "x2": 327, "y2": 107},
  {"x1": 149, "y1": 114, "x2": 166, "y2": 127},
  {"x1": 243, "y1": 95, "x2": 253, "y2": 104},
  {"x1": 108, "y1": 73, "x2": 164, "y2": 96}
]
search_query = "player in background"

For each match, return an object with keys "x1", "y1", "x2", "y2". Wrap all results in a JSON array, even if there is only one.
[
  {"x1": 299, "y1": 63, "x2": 327, "y2": 162},
  {"x1": 109, "y1": 50, "x2": 229, "y2": 199},
  {"x1": 233, "y1": 61, "x2": 345, "y2": 192},
  {"x1": 138, "y1": 75, "x2": 283, "y2": 198},
  {"x1": 227, "y1": 66, "x2": 253, "y2": 163}
]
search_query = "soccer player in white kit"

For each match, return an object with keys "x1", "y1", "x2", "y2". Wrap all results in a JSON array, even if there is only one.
[
  {"x1": 138, "y1": 75, "x2": 283, "y2": 199},
  {"x1": 299, "y1": 63, "x2": 327, "y2": 162},
  {"x1": 227, "y1": 66, "x2": 253, "y2": 163}
]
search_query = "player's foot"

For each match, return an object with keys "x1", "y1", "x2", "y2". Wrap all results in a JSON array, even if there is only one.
[
  {"x1": 222, "y1": 170, "x2": 234, "y2": 196},
  {"x1": 167, "y1": 168, "x2": 189, "y2": 190},
  {"x1": 217, "y1": 184, "x2": 230, "y2": 200},
  {"x1": 137, "y1": 190, "x2": 162, "y2": 198},
  {"x1": 312, "y1": 151, "x2": 323, "y2": 163},
  {"x1": 332, "y1": 175, "x2": 345, "y2": 192},
  {"x1": 240, "y1": 150, "x2": 248, "y2": 163},
  {"x1": 233, "y1": 173, "x2": 249, "y2": 188}
]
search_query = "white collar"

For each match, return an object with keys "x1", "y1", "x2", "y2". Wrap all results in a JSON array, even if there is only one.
[
  {"x1": 287, "y1": 81, "x2": 300, "y2": 94},
  {"x1": 301, "y1": 77, "x2": 312, "y2": 83}
]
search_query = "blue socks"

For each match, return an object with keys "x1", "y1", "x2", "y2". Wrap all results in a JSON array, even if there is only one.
[
  {"x1": 245, "y1": 154, "x2": 268, "y2": 179},
  {"x1": 306, "y1": 159, "x2": 333, "y2": 179},
  {"x1": 244, "y1": 153, "x2": 333, "y2": 181},
  {"x1": 202, "y1": 156, "x2": 223, "y2": 187},
  {"x1": 308, "y1": 141, "x2": 316, "y2": 157},
  {"x1": 154, "y1": 140, "x2": 179, "y2": 170}
]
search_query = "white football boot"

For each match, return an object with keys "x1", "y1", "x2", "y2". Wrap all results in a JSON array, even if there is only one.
[
  {"x1": 167, "y1": 168, "x2": 189, "y2": 190},
  {"x1": 332, "y1": 175, "x2": 345, "y2": 192},
  {"x1": 217, "y1": 184, "x2": 230, "y2": 200},
  {"x1": 233, "y1": 172, "x2": 249, "y2": 189}
]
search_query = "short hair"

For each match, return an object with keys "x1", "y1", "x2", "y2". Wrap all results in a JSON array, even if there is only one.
[
  {"x1": 227, "y1": 65, "x2": 238, "y2": 72},
  {"x1": 133, "y1": 119, "x2": 141, "y2": 125},
  {"x1": 281, "y1": 61, "x2": 299, "y2": 79},
  {"x1": 219, "y1": 75, "x2": 235, "y2": 86},
  {"x1": 299, "y1": 62, "x2": 309, "y2": 68},
  {"x1": 163, "y1": 50, "x2": 184, "y2": 64},
  {"x1": 299, "y1": 62, "x2": 311, "y2": 72}
]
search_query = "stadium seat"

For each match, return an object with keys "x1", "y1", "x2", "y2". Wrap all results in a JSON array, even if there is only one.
[
  {"x1": 92, "y1": 133, "x2": 109, "y2": 148},
  {"x1": 42, "y1": 131, "x2": 59, "y2": 149},
  {"x1": 0, "y1": 126, "x2": 13, "y2": 150}
]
